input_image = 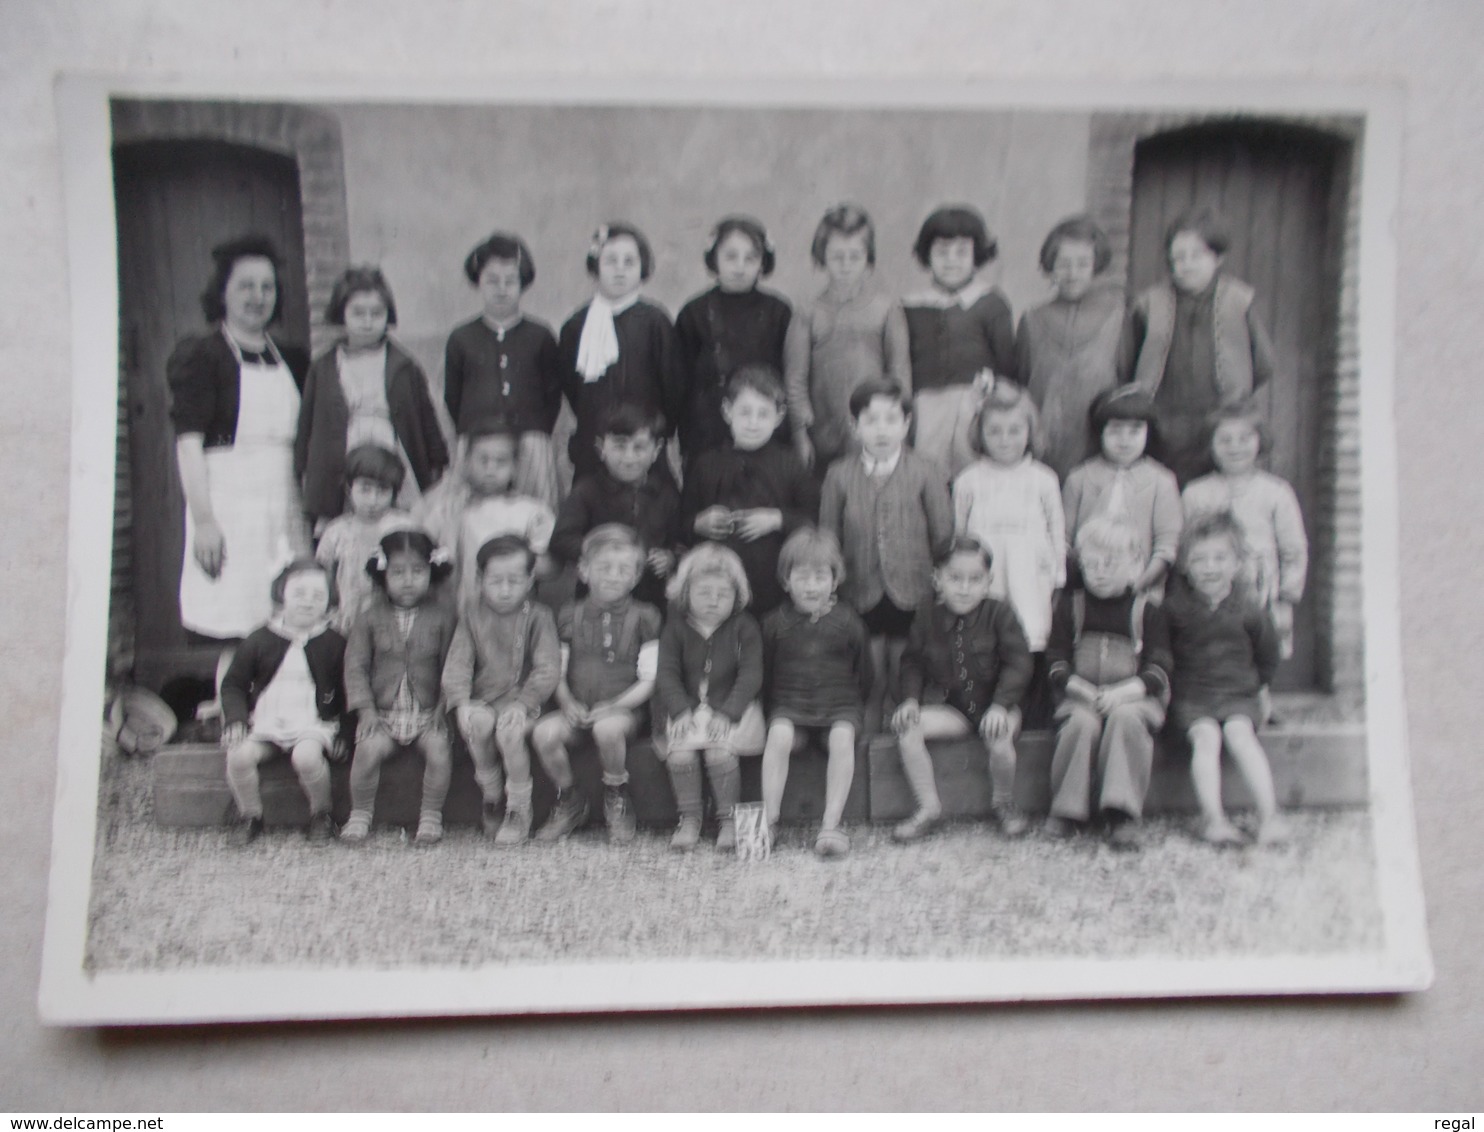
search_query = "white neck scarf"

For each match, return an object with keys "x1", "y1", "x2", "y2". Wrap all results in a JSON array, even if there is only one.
[
  {"x1": 576, "y1": 292, "x2": 641, "y2": 382},
  {"x1": 903, "y1": 277, "x2": 991, "y2": 311}
]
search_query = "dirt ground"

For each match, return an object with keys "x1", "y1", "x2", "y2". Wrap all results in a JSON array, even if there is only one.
[{"x1": 82, "y1": 750, "x2": 1384, "y2": 971}]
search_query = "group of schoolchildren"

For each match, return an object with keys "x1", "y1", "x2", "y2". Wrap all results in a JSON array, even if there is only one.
[{"x1": 221, "y1": 199, "x2": 1310, "y2": 860}]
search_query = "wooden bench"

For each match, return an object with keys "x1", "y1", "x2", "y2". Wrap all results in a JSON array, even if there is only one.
[
  {"x1": 867, "y1": 724, "x2": 1369, "y2": 820},
  {"x1": 151, "y1": 723, "x2": 1364, "y2": 830},
  {"x1": 151, "y1": 731, "x2": 872, "y2": 830}
]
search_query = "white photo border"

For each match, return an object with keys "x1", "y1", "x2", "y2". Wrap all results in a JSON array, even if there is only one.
[{"x1": 40, "y1": 73, "x2": 1430, "y2": 1026}]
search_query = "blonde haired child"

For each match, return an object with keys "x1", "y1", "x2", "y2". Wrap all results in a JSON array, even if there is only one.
[
  {"x1": 1044, "y1": 516, "x2": 1172, "y2": 849},
  {"x1": 1181, "y1": 400, "x2": 1308, "y2": 659},
  {"x1": 784, "y1": 204, "x2": 911, "y2": 473},
  {"x1": 531, "y1": 524, "x2": 663, "y2": 845},
  {"x1": 760, "y1": 527, "x2": 873, "y2": 858},
  {"x1": 953, "y1": 379, "x2": 1066, "y2": 681},
  {"x1": 654, "y1": 543, "x2": 765, "y2": 852},
  {"x1": 1163, "y1": 511, "x2": 1288, "y2": 845}
]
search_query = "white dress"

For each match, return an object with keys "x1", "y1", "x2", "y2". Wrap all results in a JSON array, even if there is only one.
[
  {"x1": 952, "y1": 456, "x2": 1067, "y2": 651},
  {"x1": 179, "y1": 336, "x2": 309, "y2": 638}
]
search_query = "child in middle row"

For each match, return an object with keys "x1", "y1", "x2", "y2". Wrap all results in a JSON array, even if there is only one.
[
  {"x1": 820, "y1": 379, "x2": 953, "y2": 737},
  {"x1": 684, "y1": 365, "x2": 820, "y2": 616}
]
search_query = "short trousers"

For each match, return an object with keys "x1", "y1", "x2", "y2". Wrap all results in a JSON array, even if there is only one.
[
  {"x1": 1167, "y1": 693, "x2": 1262, "y2": 737},
  {"x1": 860, "y1": 595, "x2": 916, "y2": 638}
]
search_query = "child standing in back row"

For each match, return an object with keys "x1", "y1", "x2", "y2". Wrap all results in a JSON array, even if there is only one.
[
  {"x1": 559, "y1": 222, "x2": 683, "y2": 482},
  {"x1": 674, "y1": 215, "x2": 793, "y2": 467},
  {"x1": 820, "y1": 379, "x2": 952, "y2": 736},
  {"x1": 784, "y1": 204, "x2": 911, "y2": 474},
  {"x1": 1014, "y1": 215, "x2": 1125, "y2": 481},
  {"x1": 443, "y1": 232, "x2": 564, "y2": 510},
  {"x1": 903, "y1": 204, "x2": 1017, "y2": 482},
  {"x1": 1117, "y1": 207, "x2": 1278, "y2": 485}
]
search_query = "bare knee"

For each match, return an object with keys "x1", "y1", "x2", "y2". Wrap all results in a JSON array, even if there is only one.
[
  {"x1": 418, "y1": 732, "x2": 452, "y2": 769},
  {"x1": 290, "y1": 741, "x2": 327, "y2": 774},
  {"x1": 1188, "y1": 720, "x2": 1222, "y2": 755},
  {"x1": 531, "y1": 715, "x2": 567, "y2": 752},
  {"x1": 591, "y1": 714, "x2": 631, "y2": 749}
]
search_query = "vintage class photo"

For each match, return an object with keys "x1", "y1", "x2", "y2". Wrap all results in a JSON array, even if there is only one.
[{"x1": 42, "y1": 81, "x2": 1428, "y2": 1023}]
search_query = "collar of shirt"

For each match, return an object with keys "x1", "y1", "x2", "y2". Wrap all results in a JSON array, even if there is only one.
[
  {"x1": 860, "y1": 449, "x2": 902, "y2": 477},
  {"x1": 903, "y1": 278, "x2": 992, "y2": 311}
]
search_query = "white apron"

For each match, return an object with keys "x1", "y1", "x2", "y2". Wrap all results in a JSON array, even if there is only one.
[{"x1": 180, "y1": 336, "x2": 308, "y2": 638}]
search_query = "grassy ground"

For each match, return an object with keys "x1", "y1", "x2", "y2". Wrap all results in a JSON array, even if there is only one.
[{"x1": 85, "y1": 750, "x2": 1382, "y2": 971}]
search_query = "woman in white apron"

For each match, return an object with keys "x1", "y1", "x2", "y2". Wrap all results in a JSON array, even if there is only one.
[{"x1": 168, "y1": 235, "x2": 310, "y2": 642}]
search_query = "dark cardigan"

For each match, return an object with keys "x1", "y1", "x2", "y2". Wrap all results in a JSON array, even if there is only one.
[
  {"x1": 343, "y1": 592, "x2": 459, "y2": 713},
  {"x1": 654, "y1": 611, "x2": 764, "y2": 725},
  {"x1": 293, "y1": 339, "x2": 450, "y2": 522},
  {"x1": 167, "y1": 329, "x2": 309, "y2": 448},
  {"x1": 219, "y1": 623, "x2": 348, "y2": 727}
]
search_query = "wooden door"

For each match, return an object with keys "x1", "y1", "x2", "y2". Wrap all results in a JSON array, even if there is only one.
[
  {"x1": 113, "y1": 139, "x2": 310, "y2": 689},
  {"x1": 1129, "y1": 123, "x2": 1346, "y2": 691}
]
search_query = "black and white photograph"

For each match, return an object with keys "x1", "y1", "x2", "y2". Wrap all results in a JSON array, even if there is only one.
[{"x1": 39, "y1": 75, "x2": 1429, "y2": 1024}]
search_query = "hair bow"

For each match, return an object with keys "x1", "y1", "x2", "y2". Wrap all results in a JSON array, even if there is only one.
[{"x1": 429, "y1": 546, "x2": 451, "y2": 567}]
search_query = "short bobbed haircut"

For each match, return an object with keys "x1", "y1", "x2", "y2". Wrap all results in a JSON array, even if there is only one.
[
  {"x1": 586, "y1": 222, "x2": 654, "y2": 280},
  {"x1": 269, "y1": 557, "x2": 337, "y2": 609},
  {"x1": 1164, "y1": 206, "x2": 1231, "y2": 259},
  {"x1": 325, "y1": 265, "x2": 397, "y2": 327},
  {"x1": 1090, "y1": 385, "x2": 1158, "y2": 433},
  {"x1": 1204, "y1": 398, "x2": 1272, "y2": 457},
  {"x1": 848, "y1": 379, "x2": 910, "y2": 421},
  {"x1": 810, "y1": 203, "x2": 876, "y2": 268},
  {"x1": 776, "y1": 526, "x2": 846, "y2": 586},
  {"x1": 666, "y1": 542, "x2": 752, "y2": 615},
  {"x1": 705, "y1": 215, "x2": 775, "y2": 276},
  {"x1": 935, "y1": 535, "x2": 994, "y2": 572},
  {"x1": 367, "y1": 528, "x2": 453, "y2": 589},
  {"x1": 1074, "y1": 514, "x2": 1143, "y2": 564},
  {"x1": 1178, "y1": 509, "x2": 1250, "y2": 569},
  {"x1": 476, "y1": 533, "x2": 536, "y2": 575},
  {"x1": 463, "y1": 231, "x2": 536, "y2": 289},
  {"x1": 1038, "y1": 214, "x2": 1113, "y2": 275},
  {"x1": 200, "y1": 234, "x2": 284, "y2": 324},
  {"x1": 969, "y1": 378, "x2": 1044, "y2": 459},
  {"x1": 343, "y1": 443, "x2": 407, "y2": 492},
  {"x1": 723, "y1": 364, "x2": 787, "y2": 409},
  {"x1": 913, "y1": 205, "x2": 997, "y2": 268},
  {"x1": 580, "y1": 522, "x2": 646, "y2": 566},
  {"x1": 596, "y1": 401, "x2": 666, "y2": 440}
]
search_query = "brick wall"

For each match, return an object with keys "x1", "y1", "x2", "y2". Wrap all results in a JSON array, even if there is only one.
[{"x1": 1085, "y1": 112, "x2": 1365, "y2": 707}]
